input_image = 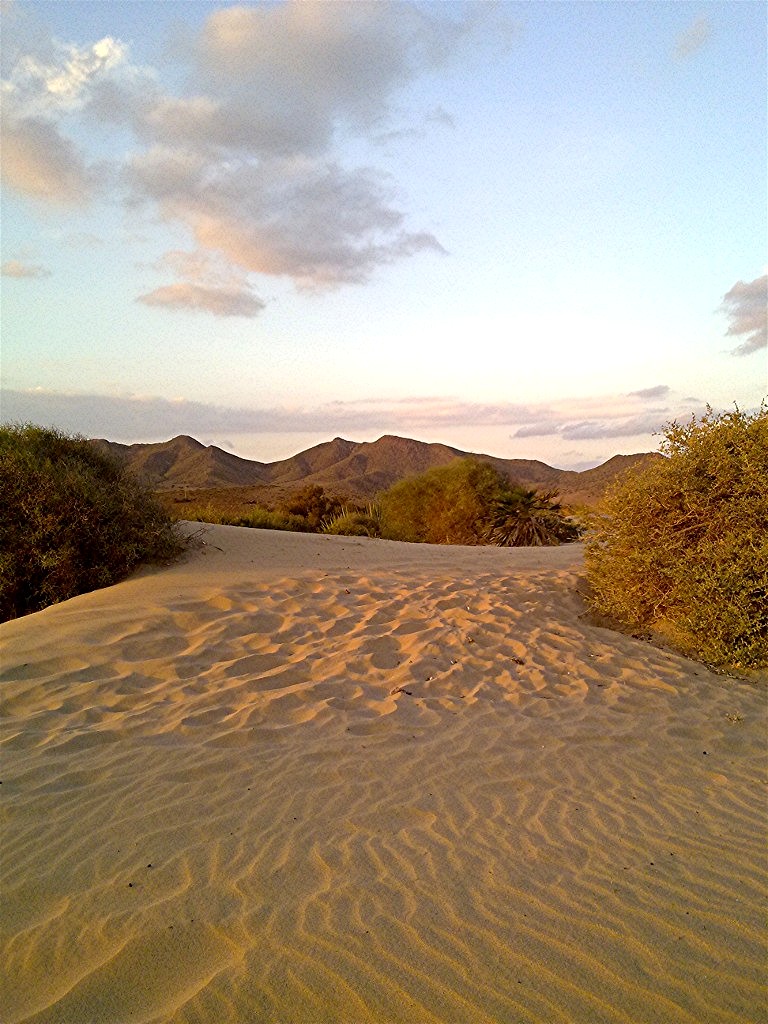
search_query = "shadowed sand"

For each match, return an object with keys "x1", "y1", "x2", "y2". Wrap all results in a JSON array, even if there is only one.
[{"x1": 1, "y1": 523, "x2": 766, "y2": 1023}]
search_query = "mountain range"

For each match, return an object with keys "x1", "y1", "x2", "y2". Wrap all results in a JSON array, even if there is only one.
[{"x1": 93, "y1": 434, "x2": 660, "y2": 507}]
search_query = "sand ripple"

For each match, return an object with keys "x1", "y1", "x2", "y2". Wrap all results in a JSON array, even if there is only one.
[{"x1": 1, "y1": 528, "x2": 765, "y2": 1022}]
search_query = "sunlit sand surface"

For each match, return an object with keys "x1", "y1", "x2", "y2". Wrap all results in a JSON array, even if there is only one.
[{"x1": 1, "y1": 524, "x2": 765, "y2": 1023}]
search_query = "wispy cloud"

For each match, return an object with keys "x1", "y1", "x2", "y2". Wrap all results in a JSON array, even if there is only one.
[
  {"x1": 1, "y1": 258, "x2": 50, "y2": 278},
  {"x1": 720, "y1": 275, "x2": 768, "y2": 356},
  {"x1": 137, "y1": 282, "x2": 264, "y2": 318},
  {"x1": 674, "y1": 17, "x2": 711, "y2": 60},
  {"x1": 513, "y1": 422, "x2": 561, "y2": 439},
  {"x1": 628, "y1": 385, "x2": 670, "y2": 400},
  {"x1": 558, "y1": 414, "x2": 671, "y2": 441},
  {"x1": 374, "y1": 105, "x2": 456, "y2": 146},
  {"x1": 137, "y1": 249, "x2": 265, "y2": 317},
  {"x1": 509, "y1": 386, "x2": 684, "y2": 441}
]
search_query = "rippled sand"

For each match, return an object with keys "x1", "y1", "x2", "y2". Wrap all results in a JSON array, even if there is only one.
[{"x1": 1, "y1": 524, "x2": 765, "y2": 1023}]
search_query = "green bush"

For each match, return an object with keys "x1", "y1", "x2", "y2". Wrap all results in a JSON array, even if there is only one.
[
  {"x1": 584, "y1": 405, "x2": 768, "y2": 669},
  {"x1": 379, "y1": 458, "x2": 505, "y2": 544},
  {"x1": 0, "y1": 423, "x2": 184, "y2": 619},
  {"x1": 378, "y1": 458, "x2": 580, "y2": 546}
]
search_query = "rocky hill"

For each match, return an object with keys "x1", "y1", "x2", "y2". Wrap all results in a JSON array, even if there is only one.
[{"x1": 93, "y1": 433, "x2": 661, "y2": 506}]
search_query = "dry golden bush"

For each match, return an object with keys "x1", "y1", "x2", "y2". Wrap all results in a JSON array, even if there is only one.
[{"x1": 585, "y1": 405, "x2": 768, "y2": 669}]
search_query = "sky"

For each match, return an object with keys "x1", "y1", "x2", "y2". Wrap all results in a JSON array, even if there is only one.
[{"x1": 1, "y1": 0, "x2": 766, "y2": 470}]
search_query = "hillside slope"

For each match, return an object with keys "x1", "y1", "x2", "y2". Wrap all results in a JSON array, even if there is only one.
[{"x1": 93, "y1": 434, "x2": 661, "y2": 506}]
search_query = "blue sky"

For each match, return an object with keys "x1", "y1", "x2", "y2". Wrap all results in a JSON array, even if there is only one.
[{"x1": 1, "y1": 0, "x2": 766, "y2": 468}]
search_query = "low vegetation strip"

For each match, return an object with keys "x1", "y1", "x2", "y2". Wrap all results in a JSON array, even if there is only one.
[{"x1": 162, "y1": 460, "x2": 583, "y2": 547}]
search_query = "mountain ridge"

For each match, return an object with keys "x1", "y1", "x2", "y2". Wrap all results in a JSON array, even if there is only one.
[{"x1": 92, "y1": 433, "x2": 661, "y2": 506}]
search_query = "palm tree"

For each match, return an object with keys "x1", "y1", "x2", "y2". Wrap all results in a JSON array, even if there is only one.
[{"x1": 485, "y1": 488, "x2": 582, "y2": 546}]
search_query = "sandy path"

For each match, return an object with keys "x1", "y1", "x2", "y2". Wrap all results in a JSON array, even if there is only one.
[{"x1": 1, "y1": 524, "x2": 765, "y2": 1023}]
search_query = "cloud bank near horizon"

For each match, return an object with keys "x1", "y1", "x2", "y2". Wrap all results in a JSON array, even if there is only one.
[{"x1": 1, "y1": 384, "x2": 711, "y2": 460}]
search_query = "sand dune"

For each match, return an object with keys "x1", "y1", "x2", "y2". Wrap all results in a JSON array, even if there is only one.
[{"x1": 1, "y1": 524, "x2": 765, "y2": 1023}]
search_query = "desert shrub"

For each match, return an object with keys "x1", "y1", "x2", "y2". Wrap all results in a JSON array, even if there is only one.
[
  {"x1": 278, "y1": 484, "x2": 344, "y2": 530},
  {"x1": 379, "y1": 458, "x2": 507, "y2": 544},
  {"x1": 584, "y1": 405, "x2": 768, "y2": 669},
  {"x1": 378, "y1": 458, "x2": 580, "y2": 546},
  {"x1": 487, "y1": 488, "x2": 583, "y2": 546},
  {"x1": 0, "y1": 423, "x2": 184, "y2": 620},
  {"x1": 322, "y1": 504, "x2": 382, "y2": 537}
]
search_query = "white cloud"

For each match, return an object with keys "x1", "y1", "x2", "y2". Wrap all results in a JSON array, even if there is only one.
[
  {"x1": 4, "y1": 36, "x2": 128, "y2": 116},
  {"x1": 0, "y1": 3, "x2": 503, "y2": 299},
  {"x1": 0, "y1": 31, "x2": 133, "y2": 204},
  {"x1": 127, "y1": 151, "x2": 444, "y2": 288},
  {"x1": 720, "y1": 275, "x2": 768, "y2": 356},
  {"x1": 191, "y1": 2, "x2": 462, "y2": 154}
]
